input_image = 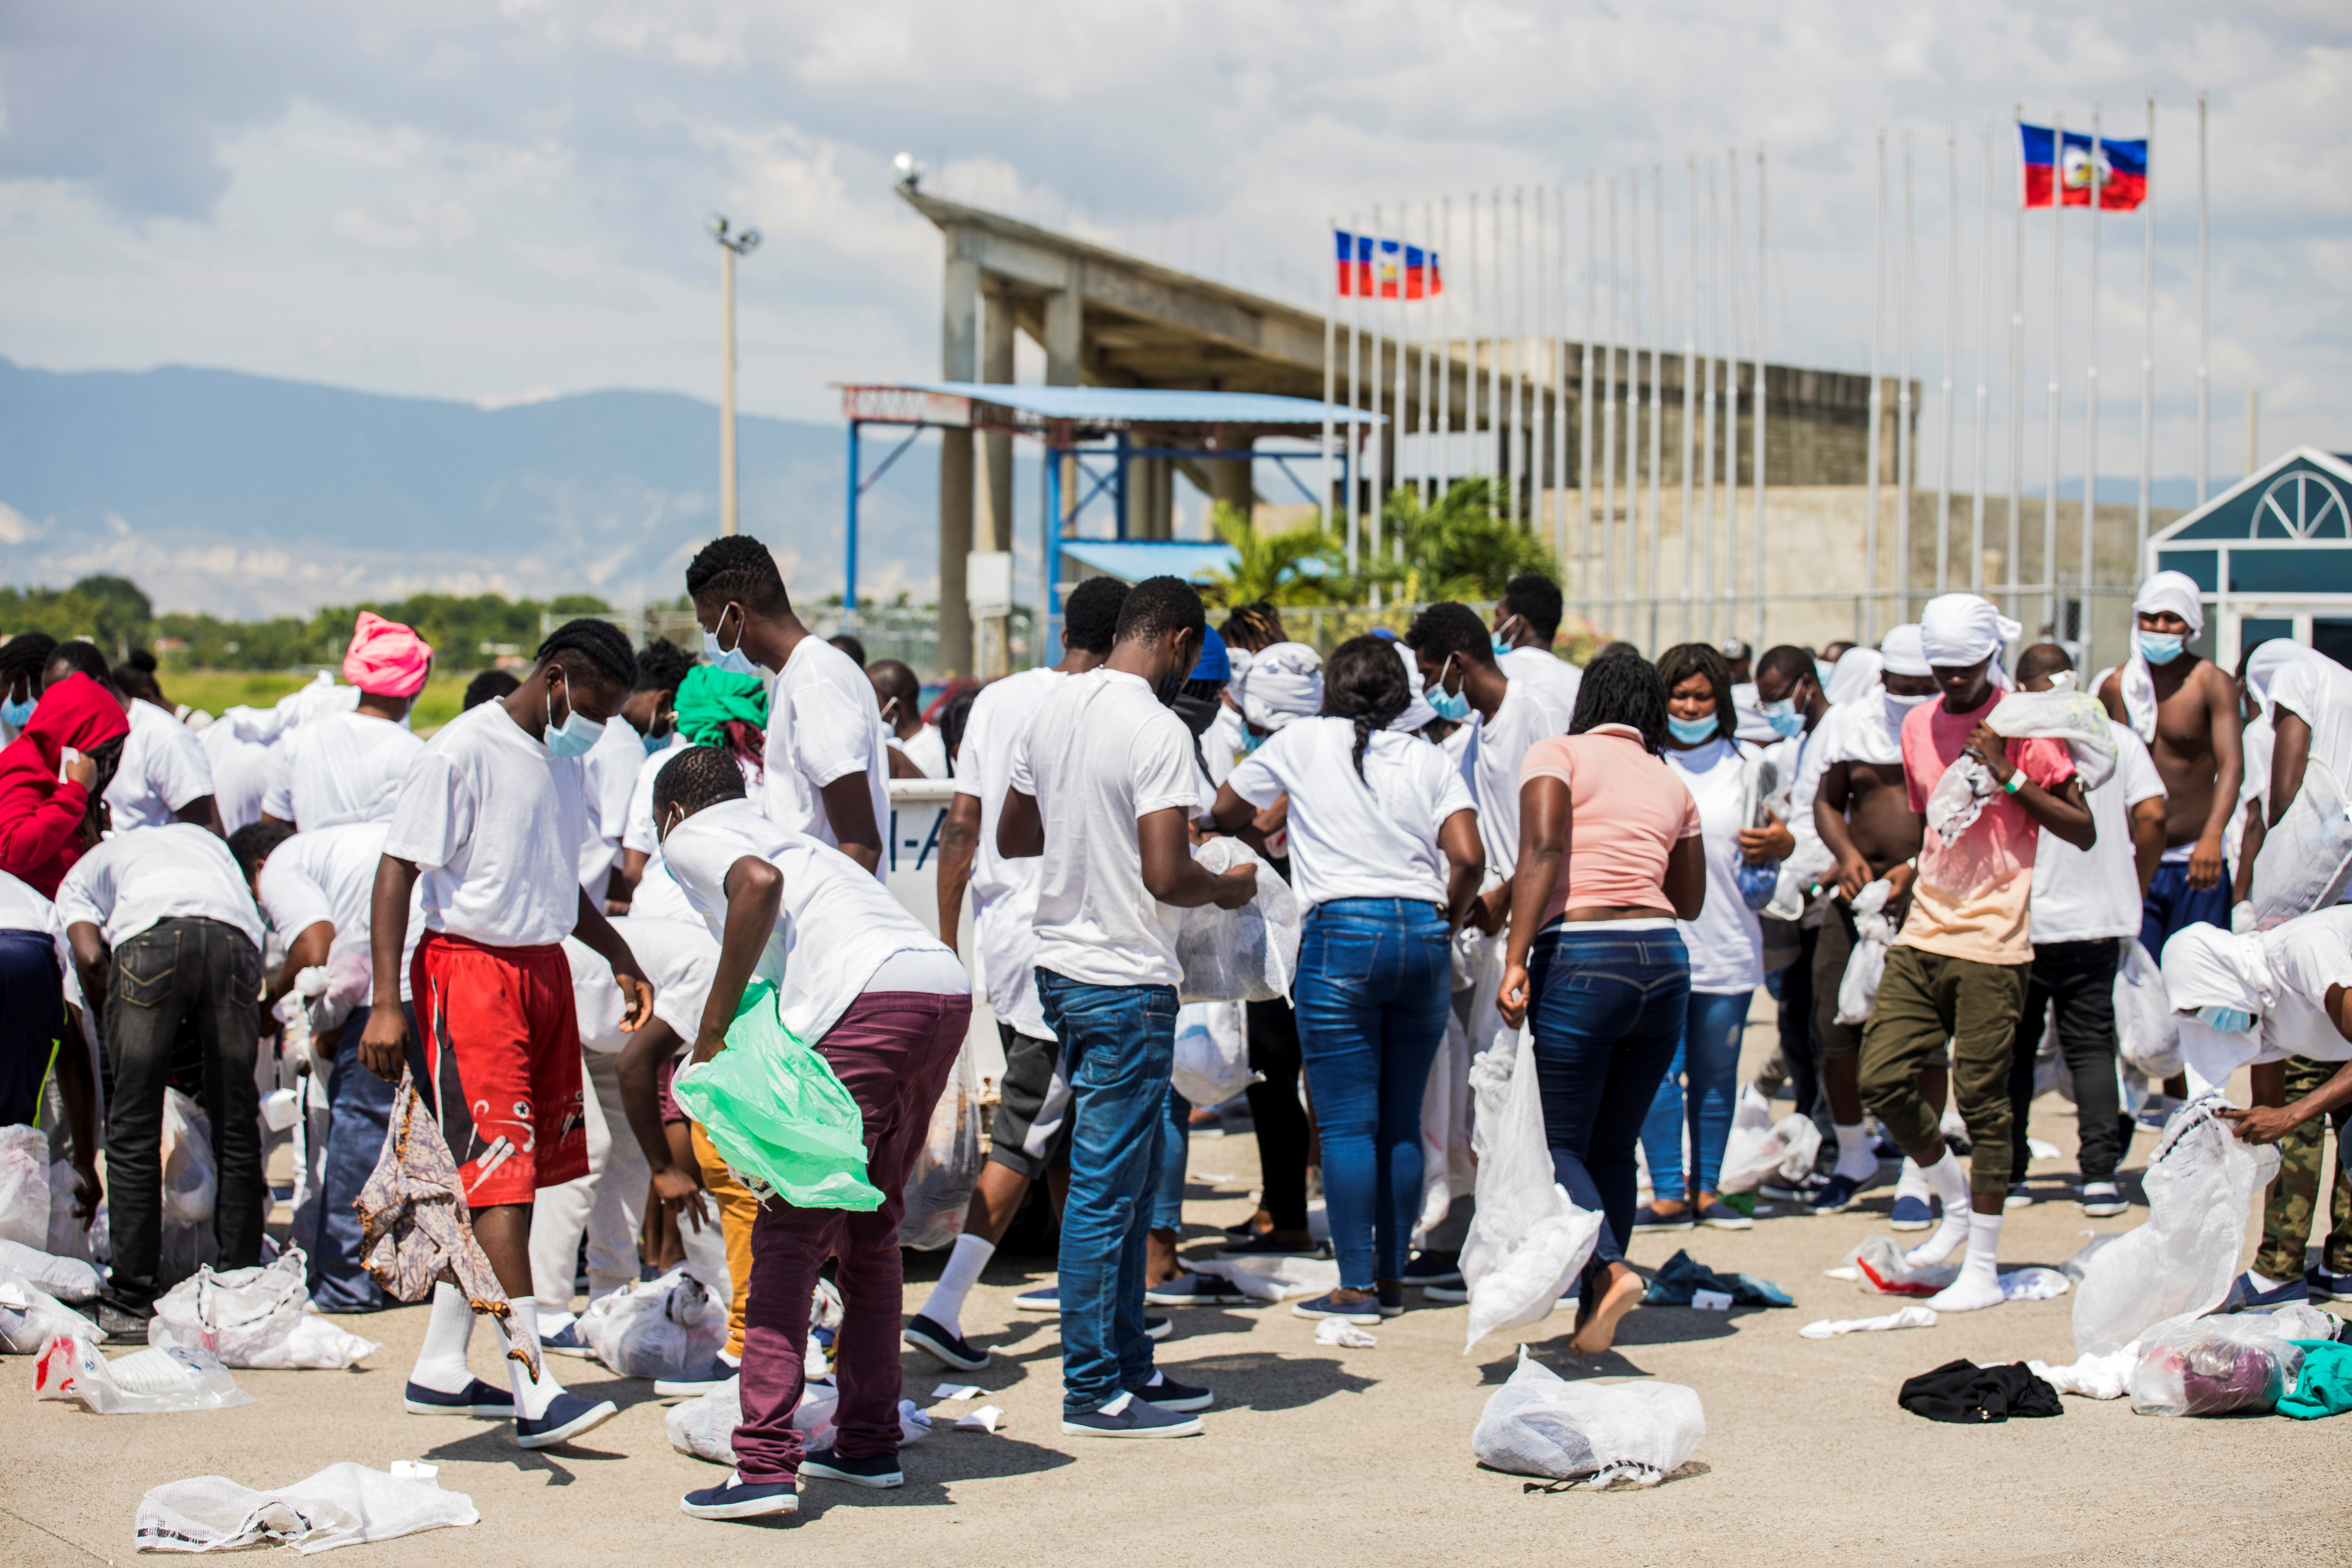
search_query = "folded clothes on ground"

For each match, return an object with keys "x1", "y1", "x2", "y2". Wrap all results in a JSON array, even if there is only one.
[
  {"x1": 1799, "y1": 1306, "x2": 1938, "y2": 1339},
  {"x1": 1642, "y1": 1249, "x2": 1794, "y2": 1308},
  {"x1": 2027, "y1": 1344, "x2": 2139, "y2": 1400},
  {"x1": 1897, "y1": 1358, "x2": 2063, "y2": 1423},
  {"x1": 2279, "y1": 1339, "x2": 2352, "y2": 1420}
]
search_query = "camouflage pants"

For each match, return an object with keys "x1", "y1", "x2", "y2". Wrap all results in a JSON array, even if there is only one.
[{"x1": 2253, "y1": 1055, "x2": 2352, "y2": 1282}]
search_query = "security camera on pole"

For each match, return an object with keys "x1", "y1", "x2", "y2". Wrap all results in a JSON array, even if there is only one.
[{"x1": 707, "y1": 213, "x2": 762, "y2": 536}]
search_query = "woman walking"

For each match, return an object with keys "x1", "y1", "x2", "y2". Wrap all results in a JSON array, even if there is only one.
[
  {"x1": 1214, "y1": 636, "x2": 1484, "y2": 1323},
  {"x1": 1498, "y1": 649, "x2": 1706, "y2": 1355}
]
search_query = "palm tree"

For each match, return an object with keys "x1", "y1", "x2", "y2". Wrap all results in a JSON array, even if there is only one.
[
  {"x1": 1200, "y1": 503, "x2": 1340, "y2": 607},
  {"x1": 1322, "y1": 478, "x2": 1557, "y2": 603}
]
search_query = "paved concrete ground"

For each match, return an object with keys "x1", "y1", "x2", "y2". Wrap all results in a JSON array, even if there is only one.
[{"x1": 10, "y1": 1004, "x2": 2349, "y2": 1567}]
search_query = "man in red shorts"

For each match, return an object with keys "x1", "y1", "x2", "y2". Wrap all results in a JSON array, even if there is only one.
[{"x1": 360, "y1": 619, "x2": 656, "y2": 1449}]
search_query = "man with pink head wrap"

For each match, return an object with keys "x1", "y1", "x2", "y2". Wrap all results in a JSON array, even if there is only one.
[{"x1": 260, "y1": 612, "x2": 434, "y2": 831}]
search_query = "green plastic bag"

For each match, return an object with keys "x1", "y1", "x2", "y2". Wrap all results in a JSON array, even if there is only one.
[{"x1": 668, "y1": 982, "x2": 882, "y2": 1210}]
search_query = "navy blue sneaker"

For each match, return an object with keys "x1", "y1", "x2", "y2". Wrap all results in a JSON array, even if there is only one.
[
  {"x1": 1888, "y1": 1195, "x2": 1935, "y2": 1231},
  {"x1": 539, "y1": 1320, "x2": 591, "y2": 1358},
  {"x1": 1059, "y1": 1392, "x2": 1202, "y2": 1438},
  {"x1": 514, "y1": 1391, "x2": 619, "y2": 1450},
  {"x1": 1807, "y1": 1173, "x2": 1867, "y2": 1215},
  {"x1": 1146, "y1": 1314, "x2": 1172, "y2": 1341},
  {"x1": 654, "y1": 1354, "x2": 740, "y2": 1398},
  {"x1": 1014, "y1": 1284, "x2": 1059, "y2": 1311},
  {"x1": 1218, "y1": 1231, "x2": 1324, "y2": 1258},
  {"x1": 2307, "y1": 1264, "x2": 2352, "y2": 1302},
  {"x1": 403, "y1": 1378, "x2": 515, "y2": 1418},
  {"x1": 1145, "y1": 1273, "x2": 1248, "y2": 1306},
  {"x1": 1401, "y1": 1252, "x2": 1463, "y2": 1290},
  {"x1": 1377, "y1": 1286, "x2": 1404, "y2": 1318},
  {"x1": 1288, "y1": 1291, "x2": 1383, "y2": 1326},
  {"x1": 798, "y1": 1451, "x2": 903, "y2": 1488},
  {"x1": 680, "y1": 1472, "x2": 797, "y2": 1519},
  {"x1": 1631, "y1": 1202, "x2": 1694, "y2": 1233},
  {"x1": 1760, "y1": 1171, "x2": 1827, "y2": 1203},
  {"x1": 1131, "y1": 1370, "x2": 1212, "y2": 1411},
  {"x1": 902, "y1": 1313, "x2": 989, "y2": 1371},
  {"x1": 2235, "y1": 1270, "x2": 2311, "y2": 1309}
]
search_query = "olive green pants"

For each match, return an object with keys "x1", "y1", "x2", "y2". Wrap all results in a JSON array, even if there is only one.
[
  {"x1": 2253, "y1": 1055, "x2": 2352, "y2": 1283},
  {"x1": 1858, "y1": 945, "x2": 2031, "y2": 1205}
]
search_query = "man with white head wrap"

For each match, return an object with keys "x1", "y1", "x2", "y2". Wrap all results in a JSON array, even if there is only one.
[
  {"x1": 2163, "y1": 908, "x2": 2352, "y2": 1306},
  {"x1": 1234, "y1": 641, "x2": 1324, "y2": 742},
  {"x1": 1804, "y1": 625, "x2": 1943, "y2": 1215},
  {"x1": 2095, "y1": 570, "x2": 2243, "y2": 959},
  {"x1": 1853, "y1": 593, "x2": 2095, "y2": 1312},
  {"x1": 2228, "y1": 638, "x2": 2333, "y2": 907}
]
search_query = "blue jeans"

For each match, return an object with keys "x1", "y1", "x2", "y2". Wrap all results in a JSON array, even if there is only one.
[
  {"x1": 2140, "y1": 860, "x2": 2232, "y2": 960},
  {"x1": 1638, "y1": 989, "x2": 1751, "y2": 1201},
  {"x1": 1153, "y1": 1083, "x2": 1189, "y2": 1233},
  {"x1": 1291, "y1": 898, "x2": 1451, "y2": 1289},
  {"x1": 1036, "y1": 969, "x2": 1176, "y2": 1414},
  {"x1": 308, "y1": 1003, "x2": 406, "y2": 1312},
  {"x1": 1528, "y1": 924, "x2": 1690, "y2": 1269}
]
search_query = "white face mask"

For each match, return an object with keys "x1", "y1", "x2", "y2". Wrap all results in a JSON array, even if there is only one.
[{"x1": 1882, "y1": 689, "x2": 1933, "y2": 734}]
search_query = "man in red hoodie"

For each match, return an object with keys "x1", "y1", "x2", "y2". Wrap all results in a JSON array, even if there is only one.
[{"x1": 0, "y1": 674, "x2": 131, "y2": 895}]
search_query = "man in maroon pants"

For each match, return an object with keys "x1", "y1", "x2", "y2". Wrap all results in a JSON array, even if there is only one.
[{"x1": 650, "y1": 744, "x2": 970, "y2": 1521}]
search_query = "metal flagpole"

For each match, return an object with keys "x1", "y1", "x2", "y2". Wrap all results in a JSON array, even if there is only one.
[
  {"x1": 1421, "y1": 197, "x2": 1436, "y2": 508},
  {"x1": 1682, "y1": 159, "x2": 1698, "y2": 642},
  {"x1": 1938, "y1": 122, "x2": 1957, "y2": 594},
  {"x1": 2137, "y1": 89, "x2": 2156, "y2": 578},
  {"x1": 1603, "y1": 174, "x2": 1618, "y2": 610},
  {"x1": 1626, "y1": 168, "x2": 1642, "y2": 628},
  {"x1": 1395, "y1": 204, "x2": 1411, "y2": 538},
  {"x1": 1581, "y1": 175, "x2": 1596, "y2": 618},
  {"x1": 2083, "y1": 103, "x2": 2103, "y2": 670},
  {"x1": 1753, "y1": 145, "x2": 1769, "y2": 655},
  {"x1": 2196, "y1": 90, "x2": 2209, "y2": 506},
  {"x1": 1510, "y1": 186, "x2": 1525, "y2": 527},
  {"x1": 1534, "y1": 185, "x2": 1549, "y2": 543},
  {"x1": 1649, "y1": 164, "x2": 1665, "y2": 655},
  {"x1": 1438, "y1": 196, "x2": 1453, "y2": 504},
  {"x1": 2045, "y1": 112, "x2": 2064, "y2": 645},
  {"x1": 1323, "y1": 214, "x2": 1337, "y2": 540},
  {"x1": 1865, "y1": 126, "x2": 1885, "y2": 644},
  {"x1": 1971, "y1": 123, "x2": 1992, "y2": 594},
  {"x1": 1897, "y1": 129, "x2": 1914, "y2": 623},
  {"x1": 1556, "y1": 180, "x2": 1572, "y2": 574},
  {"x1": 1347, "y1": 212, "x2": 1361, "y2": 575},
  {"x1": 1703, "y1": 159, "x2": 1720, "y2": 640},
  {"x1": 2008, "y1": 108, "x2": 2026, "y2": 623},
  {"x1": 1370, "y1": 202, "x2": 1386, "y2": 571},
  {"x1": 1723, "y1": 149, "x2": 1743, "y2": 643},
  {"x1": 1465, "y1": 192, "x2": 1480, "y2": 484},
  {"x1": 1493, "y1": 185, "x2": 1507, "y2": 508}
]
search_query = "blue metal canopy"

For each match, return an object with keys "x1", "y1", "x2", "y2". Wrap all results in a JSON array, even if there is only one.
[
  {"x1": 885, "y1": 381, "x2": 1383, "y2": 430},
  {"x1": 1059, "y1": 539, "x2": 1242, "y2": 586}
]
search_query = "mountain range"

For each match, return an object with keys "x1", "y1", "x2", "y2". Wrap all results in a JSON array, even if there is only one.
[{"x1": 0, "y1": 357, "x2": 940, "y2": 619}]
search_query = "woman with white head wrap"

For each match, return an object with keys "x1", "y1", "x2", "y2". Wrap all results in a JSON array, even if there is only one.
[{"x1": 1234, "y1": 641, "x2": 1324, "y2": 745}]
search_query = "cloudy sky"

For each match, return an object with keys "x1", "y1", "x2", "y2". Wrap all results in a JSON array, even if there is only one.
[{"x1": 3, "y1": 2, "x2": 2346, "y2": 493}]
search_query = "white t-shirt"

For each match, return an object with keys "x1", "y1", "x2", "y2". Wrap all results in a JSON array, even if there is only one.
[
  {"x1": 1466, "y1": 677, "x2": 1574, "y2": 877},
  {"x1": 0, "y1": 866, "x2": 57, "y2": 936},
  {"x1": 760, "y1": 636, "x2": 892, "y2": 874},
  {"x1": 2031, "y1": 719, "x2": 2166, "y2": 946},
  {"x1": 55, "y1": 822, "x2": 262, "y2": 950},
  {"x1": 1666, "y1": 738, "x2": 1765, "y2": 993},
  {"x1": 1226, "y1": 718, "x2": 1474, "y2": 908},
  {"x1": 383, "y1": 702, "x2": 583, "y2": 948},
  {"x1": 953, "y1": 666, "x2": 1067, "y2": 1038},
  {"x1": 891, "y1": 723, "x2": 948, "y2": 780},
  {"x1": 1204, "y1": 703, "x2": 1248, "y2": 787},
  {"x1": 578, "y1": 716, "x2": 652, "y2": 903},
  {"x1": 260, "y1": 710, "x2": 424, "y2": 830},
  {"x1": 254, "y1": 821, "x2": 422, "y2": 1003},
  {"x1": 106, "y1": 699, "x2": 214, "y2": 832},
  {"x1": 621, "y1": 733, "x2": 690, "y2": 859},
  {"x1": 2254, "y1": 907, "x2": 2352, "y2": 1063},
  {"x1": 201, "y1": 725, "x2": 276, "y2": 835},
  {"x1": 1011, "y1": 668, "x2": 1203, "y2": 990},
  {"x1": 1499, "y1": 645, "x2": 1583, "y2": 718},
  {"x1": 2268, "y1": 657, "x2": 2352, "y2": 807},
  {"x1": 566, "y1": 913, "x2": 722, "y2": 1054},
  {"x1": 661, "y1": 799, "x2": 959, "y2": 1044}
]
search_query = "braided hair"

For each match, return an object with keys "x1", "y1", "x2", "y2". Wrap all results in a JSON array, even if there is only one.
[
  {"x1": 1322, "y1": 634, "x2": 1412, "y2": 782},
  {"x1": 1569, "y1": 646, "x2": 1672, "y2": 754},
  {"x1": 1220, "y1": 601, "x2": 1288, "y2": 654},
  {"x1": 1, "y1": 632, "x2": 57, "y2": 688},
  {"x1": 533, "y1": 617, "x2": 637, "y2": 691},
  {"x1": 633, "y1": 637, "x2": 692, "y2": 693}
]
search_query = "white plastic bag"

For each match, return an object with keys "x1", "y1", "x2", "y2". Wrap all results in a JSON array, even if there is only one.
[
  {"x1": 1833, "y1": 880, "x2": 1896, "y2": 1026},
  {"x1": 665, "y1": 1375, "x2": 930, "y2": 1465},
  {"x1": 147, "y1": 1250, "x2": 379, "y2": 1370},
  {"x1": 899, "y1": 1038, "x2": 984, "y2": 1252},
  {"x1": 0, "y1": 1123, "x2": 47, "y2": 1248},
  {"x1": 2113, "y1": 939, "x2": 2181, "y2": 1078},
  {"x1": 162, "y1": 1089, "x2": 218, "y2": 1225},
  {"x1": 1843, "y1": 1234, "x2": 1961, "y2": 1296},
  {"x1": 1459, "y1": 1028, "x2": 1603, "y2": 1354},
  {"x1": 133, "y1": 1462, "x2": 477, "y2": 1554},
  {"x1": 1714, "y1": 1083, "x2": 1823, "y2": 1195},
  {"x1": 2125, "y1": 1305, "x2": 2335, "y2": 1417},
  {"x1": 1185, "y1": 1253, "x2": 1340, "y2": 1302},
  {"x1": 2071, "y1": 1098, "x2": 2280, "y2": 1356},
  {"x1": 33, "y1": 1335, "x2": 256, "y2": 1414},
  {"x1": 579, "y1": 1265, "x2": 726, "y2": 1379},
  {"x1": 2248, "y1": 757, "x2": 2352, "y2": 927},
  {"x1": 1175, "y1": 838, "x2": 1303, "y2": 1004},
  {"x1": 1764, "y1": 836, "x2": 1835, "y2": 924},
  {"x1": 1470, "y1": 1347, "x2": 1704, "y2": 1487},
  {"x1": 1415, "y1": 1008, "x2": 1477, "y2": 1236},
  {"x1": 0, "y1": 1273, "x2": 99, "y2": 1352},
  {"x1": 1170, "y1": 1001, "x2": 1256, "y2": 1108},
  {"x1": 0, "y1": 1235, "x2": 102, "y2": 1301}
]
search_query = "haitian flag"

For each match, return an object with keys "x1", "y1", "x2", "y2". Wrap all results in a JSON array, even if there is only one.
[
  {"x1": 1334, "y1": 230, "x2": 1442, "y2": 298},
  {"x1": 2018, "y1": 123, "x2": 2148, "y2": 211}
]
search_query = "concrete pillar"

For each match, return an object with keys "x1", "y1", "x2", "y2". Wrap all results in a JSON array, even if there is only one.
[
  {"x1": 1130, "y1": 457, "x2": 1172, "y2": 540},
  {"x1": 1209, "y1": 440, "x2": 1255, "y2": 530},
  {"x1": 1045, "y1": 282, "x2": 1083, "y2": 561},
  {"x1": 937, "y1": 236, "x2": 979, "y2": 678},
  {"x1": 978, "y1": 287, "x2": 1016, "y2": 674}
]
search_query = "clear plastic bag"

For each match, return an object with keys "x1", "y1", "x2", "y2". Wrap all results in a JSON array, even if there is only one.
[
  {"x1": 2112, "y1": 939, "x2": 2181, "y2": 1078},
  {"x1": 2071, "y1": 1098, "x2": 2281, "y2": 1356},
  {"x1": 1833, "y1": 880, "x2": 1895, "y2": 1027},
  {"x1": 0, "y1": 1274, "x2": 99, "y2": 1353},
  {"x1": 1459, "y1": 1028, "x2": 1603, "y2": 1354},
  {"x1": 669, "y1": 982, "x2": 883, "y2": 1210},
  {"x1": 33, "y1": 1335, "x2": 256, "y2": 1414},
  {"x1": 1844, "y1": 1234, "x2": 1961, "y2": 1296},
  {"x1": 2126, "y1": 1306, "x2": 2336, "y2": 1416},
  {"x1": 1175, "y1": 838, "x2": 1303, "y2": 1004},
  {"x1": 899, "y1": 1039, "x2": 984, "y2": 1252},
  {"x1": 162, "y1": 1088, "x2": 218, "y2": 1225},
  {"x1": 2248, "y1": 756, "x2": 2352, "y2": 928},
  {"x1": 579, "y1": 1265, "x2": 726, "y2": 1379},
  {"x1": 133, "y1": 1463, "x2": 477, "y2": 1553},
  {"x1": 1715, "y1": 1083, "x2": 1823, "y2": 1196},
  {"x1": 1170, "y1": 1001, "x2": 1255, "y2": 1108},
  {"x1": 0, "y1": 1235, "x2": 103, "y2": 1301},
  {"x1": 0, "y1": 1123, "x2": 47, "y2": 1249},
  {"x1": 1471, "y1": 1347, "x2": 1705, "y2": 1488},
  {"x1": 147, "y1": 1249, "x2": 379, "y2": 1370}
]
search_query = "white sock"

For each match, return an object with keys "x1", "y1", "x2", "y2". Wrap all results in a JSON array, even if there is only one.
[
  {"x1": 1903, "y1": 1154, "x2": 1973, "y2": 1266},
  {"x1": 1832, "y1": 1123, "x2": 1876, "y2": 1181},
  {"x1": 502, "y1": 1297, "x2": 565, "y2": 1420},
  {"x1": 1893, "y1": 1157, "x2": 1934, "y2": 1205},
  {"x1": 409, "y1": 1282, "x2": 477, "y2": 1394},
  {"x1": 1925, "y1": 1211, "x2": 2007, "y2": 1312},
  {"x1": 2245, "y1": 1266, "x2": 2281, "y2": 1292},
  {"x1": 920, "y1": 1232, "x2": 996, "y2": 1335}
]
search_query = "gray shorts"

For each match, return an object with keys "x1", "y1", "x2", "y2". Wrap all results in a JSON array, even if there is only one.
[{"x1": 986, "y1": 1022, "x2": 1072, "y2": 1181}]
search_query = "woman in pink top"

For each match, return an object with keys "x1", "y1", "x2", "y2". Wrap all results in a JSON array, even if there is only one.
[{"x1": 1497, "y1": 650, "x2": 1706, "y2": 1354}]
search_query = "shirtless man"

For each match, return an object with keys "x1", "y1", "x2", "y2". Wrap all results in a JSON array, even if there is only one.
[
  {"x1": 2095, "y1": 571, "x2": 2242, "y2": 959},
  {"x1": 1807, "y1": 623, "x2": 1940, "y2": 1214}
]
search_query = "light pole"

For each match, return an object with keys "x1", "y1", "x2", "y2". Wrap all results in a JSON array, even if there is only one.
[{"x1": 708, "y1": 213, "x2": 762, "y2": 535}]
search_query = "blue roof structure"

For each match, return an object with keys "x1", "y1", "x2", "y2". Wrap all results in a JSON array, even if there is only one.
[
  {"x1": 1059, "y1": 539, "x2": 1242, "y2": 586},
  {"x1": 895, "y1": 381, "x2": 1383, "y2": 429}
]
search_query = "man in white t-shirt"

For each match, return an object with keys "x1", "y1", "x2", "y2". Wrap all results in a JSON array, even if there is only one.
[
  {"x1": 362, "y1": 619, "x2": 653, "y2": 1451},
  {"x1": 1489, "y1": 572, "x2": 1584, "y2": 718},
  {"x1": 998, "y1": 577, "x2": 1257, "y2": 1441},
  {"x1": 260, "y1": 612, "x2": 433, "y2": 833},
  {"x1": 2003, "y1": 644, "x2": 2168, "y2": 1220},
  {"x1": 56, "y1": 823, "x2": 265, "y2": 1337},
  {"x1": 650, "y1": 745, "x2": 969, "y2": 1518},
  {"x1": 684, "y1": 535, "x2": 889, "y2": 875},
  {"x1": 44, "y1": 642, "x2": 217, "y2": 835},
  {"x1": 909, "y1": 575, "x2": 1126, "y2": 1367},
  {"x1": 869, "y1": 659, "x2": 946, "y2": 779},
  {"x1": 578, "y1": 638, "x2": 691, "y2": 906}
]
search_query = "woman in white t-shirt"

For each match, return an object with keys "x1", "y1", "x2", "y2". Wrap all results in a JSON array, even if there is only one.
[
  {"x1": 1636, "y1": 643, "x2": 1794, "y2": 1232},
  {"x1": 1213, "y1": 636, "x2": 1483, "y2": 1324}
]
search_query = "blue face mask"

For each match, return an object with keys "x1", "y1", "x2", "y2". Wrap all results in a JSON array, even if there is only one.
[
  {"x1": 1424, "y1": 656, "x2": 1471, "y2": 724},
  {"x1": 1761, "y1": 697, "x2": 1804, "y2": 738},
  {"x1": 703, "y1": 604, "x2": 760, "y2": 677},
  {"x1": 0, "y1": 694, "x2": 33, "y2": 730},
  {"x1": 544, "y1": 684, "x2": 606, "y2": 759},
  {"x1": 1816, "y1": 659, "x2": 1837, "y2": 691},
  {"x1": 2136, "y1": 630, "x2": 2187, "y2": 666},
  {"x1": 2195, "y1": 1004, "x2": 2253, "y2": 1034},
  {"x1": 1242, "y1": 728, "x2": 1269, "y2": 754},
  {"x1": 1667, "y1": 713, "x2": 1719, "y2": 746},
  {"x1": 643, "y1": 726, "x2": 673, "y2": 756}
]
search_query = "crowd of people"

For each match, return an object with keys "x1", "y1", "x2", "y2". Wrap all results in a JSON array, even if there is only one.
[{"x1": 4, "y1": 546, "x2": 2349, "y2": 1522}]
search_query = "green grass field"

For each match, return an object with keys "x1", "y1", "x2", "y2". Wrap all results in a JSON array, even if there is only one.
[{"x1": 160, "y1": 670, "x2": 478, "y2": 735}]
